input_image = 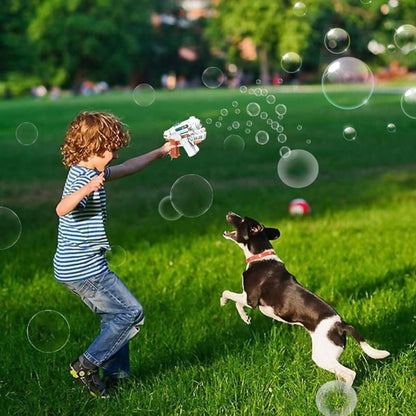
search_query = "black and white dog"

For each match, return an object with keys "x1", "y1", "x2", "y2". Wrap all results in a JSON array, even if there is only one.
[{"x1": 220, "y1": 212, "x2": 389, "y2": 385}]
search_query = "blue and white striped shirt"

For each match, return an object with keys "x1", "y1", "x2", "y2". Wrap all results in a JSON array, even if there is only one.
[{"x1": 53, "y1": 165, "x2": 111, "y2": 282}]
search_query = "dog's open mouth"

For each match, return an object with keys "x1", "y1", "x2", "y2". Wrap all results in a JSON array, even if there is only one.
[{"x1": 223, "y1": 230, "x2": 236, "y2": 239}]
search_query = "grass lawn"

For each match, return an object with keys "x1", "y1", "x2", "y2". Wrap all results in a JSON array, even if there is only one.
[{"x1": 1, "y1": 84, "x2": 416, "y2": 415}]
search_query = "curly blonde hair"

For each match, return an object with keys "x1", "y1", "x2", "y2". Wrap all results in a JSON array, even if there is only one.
[{"x1": 61, "y1": 111, "x2": 130, "y2": 167}]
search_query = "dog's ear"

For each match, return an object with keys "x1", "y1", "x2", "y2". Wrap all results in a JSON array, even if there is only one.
[
  {"x1": 250, "y1": 224, "x2": 264, "y2": 235},
  {"x1": 265, "y1": 227, "x2": 280, "y2": 240}
]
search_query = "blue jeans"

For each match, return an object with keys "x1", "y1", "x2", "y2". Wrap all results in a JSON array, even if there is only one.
[{"x1": 62, "y1": 271, "x2": 144, "y2": 378}]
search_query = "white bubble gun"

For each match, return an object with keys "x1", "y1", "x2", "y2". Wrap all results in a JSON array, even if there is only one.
[{"x1": 163, "y1": 116, "x2": 206, "y2": 158}]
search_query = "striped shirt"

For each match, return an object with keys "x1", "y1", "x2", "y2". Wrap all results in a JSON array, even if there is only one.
[{"x1": 53, "y1": 165, "x2": 111, "y2": 282}]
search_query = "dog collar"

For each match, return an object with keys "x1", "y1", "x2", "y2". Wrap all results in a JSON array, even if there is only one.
[{"x1": 246, "y1": 249, "x2": 276, "y2": 263}]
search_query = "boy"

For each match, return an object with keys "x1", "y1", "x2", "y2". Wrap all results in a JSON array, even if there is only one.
[{"x1": 54, "y1": 111, "x2": 173, "y2": 397}]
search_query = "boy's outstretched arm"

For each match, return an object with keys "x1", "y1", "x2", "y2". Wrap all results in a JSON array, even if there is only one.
[{"x1": 107, "y1": 142, "x2": 172, "y2": 181}]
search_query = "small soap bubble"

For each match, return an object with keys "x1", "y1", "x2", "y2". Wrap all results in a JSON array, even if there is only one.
[
  {"x1": 260, "y1": 112, "x2": 268, "y2": 120},
  {"x1": 400, "y1": 87, "x2": 416, "y2": 119},
  {"x1": 256, "y1": 79, "x2": 262, "y2": 85},
  {"x1": 158, "y1": 195, "x2": 182, "y2": 221},
  {"x1": 277, "y1": 125, "x2": 284, "y2": 133},
  {"x1": 271, "y1": 121, "x2": 280, "y2": 130},
  {"x1": 215, "y1": 121, "x2": 222, "y2": 128},
  {"x1": 202, "y1": 67, "x2": 225, "y2": 88},
  {"x1": 255, "y1": 130, "x2": 269, "y2": 145},
  {"x1": 315, "y1": 380, "x2": 357, "y2": 416},
  {"x1": 247, "y1": 102, "x2": 261, "y2": 117},
  {"x1": 132, "y1": 83, "x2": 156, "y2": 106},
  {"x1": 266, "y1": 95, "x2": 276, "y2": 104},
  {"x1": 27, "y1": 310, "x2": 70, "y2": 353},
  {"x1": 235, "y1": 108, "x2": 241, "y2": 115},
  {"x1": 232, "y1": 100, "x2": 239, "y2": 107},
  {"x1": 221, "y1": 108, "x2": 229, "y2": 117},
  {"x1": 394, "y1": 24, "x2": 416, "y2": 54},
  {"x1": 239, "y1": 85, "x2": 248, "y2": 93},
  {"x1": 170, "y1": 174, "x2": 213, "y2": 218},
  {"x1": 15, "y1": 122, "x2": 38, "y2": 146},
  {"x1": 343, "y1": 126, "x2": 357, "y2": 141},
  {"x1": 387, "y1": 123, "x2": 397, "y2": 133},
  {"x1": 297, "y1": 125, "x2": 303, "y2": 131},
  {"x1": 275, "y1": 104, "x2": 287, "y2": 116},
  {"x1": 245, "y1": 128, "x2": 251, "y2": 134},
  {"x1": 278, "y1": 133, "x2": 287, "y2": 143},
  {"x1": 279, "y1": 146, "x2": 291, "y2": 158},
  {"x1": 293, "y1": 1, "x2": 307, "y2": 16},
  {"x1": 105, "y1": 245, "x2": 127, "y2": 267},
  {"x1": 324, "y1": 28, "x2": 351, "y2": 54},
  {"x1": 232, "y1": 121, "x2": 240, "y2": 129},
  {"x1": 206, "y1": 118, "x2": 212, "y2": 125},
  {"x1": 277, "y1": 149, "x2": 319, "y2": 188},
  {"x1": 246, "y1": 120, "x2": 253, "y2": 127},
  {"x1": 281, "y1": 52, "x2": 302, "y2": 73}
]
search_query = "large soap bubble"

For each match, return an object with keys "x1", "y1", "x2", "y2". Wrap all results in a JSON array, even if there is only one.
[
  {"x1": 281, "y1": 52, "x2": 302, "y2": 73},
  {"x1": 170, "y1": 174, "x2": 213, "y2": 217},
  {"x1": 277, "y1": 149, "x2": 319, "y2": 188},
  {"x1": 132, "y1": 83, "x2": 156, "y2": 106},
  {"x1": 0, "y1": 207, "x2": 22, "y2": 250},
  {"x1": 315, "y1": 380, "x2": 357, "y2": 416},
  {"x1": 393, "y1": 24, "x2": 416, "y2": 54},
  {"x1": 400, "y1": 87, "x2": 416, "y2": 119},
  {"x1": 322, "y1": 57, "x2": 374, "y2": 110},
  {"x1": 26, "y1": 310, "x2": 70, "y2": 353},
  {"x1": 324, "y1": 28, "x2": 350, "y2": 54}
]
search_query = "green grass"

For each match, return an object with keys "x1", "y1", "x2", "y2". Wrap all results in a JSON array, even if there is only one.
[{"x1": 1, "y1": 85, "x2": 416, "y2": 415}]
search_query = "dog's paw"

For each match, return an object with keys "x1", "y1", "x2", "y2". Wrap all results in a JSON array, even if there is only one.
[
  {"x1": 220, "y1": 296, "x2": 228, "y2": 306},
  {"x1": 242, "y1": 314, "x2": 251, "y2": 325}
]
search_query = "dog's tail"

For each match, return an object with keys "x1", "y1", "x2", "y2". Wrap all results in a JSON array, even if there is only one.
[{"x1": 339, "y1": 322, "x2": 390, "y2": 359}]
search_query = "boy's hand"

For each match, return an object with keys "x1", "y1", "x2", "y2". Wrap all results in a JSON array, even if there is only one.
[
  {"x1": 161, "y1": 141, "x2": 176, "y2": 157},
  {"x1": 87, "y1": 172, "x2": 105, "y2": 193}
]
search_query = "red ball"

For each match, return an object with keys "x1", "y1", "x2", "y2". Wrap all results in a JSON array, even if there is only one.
[{"x1": 288, "y1": 198, "x2": 311, "y2": 216}]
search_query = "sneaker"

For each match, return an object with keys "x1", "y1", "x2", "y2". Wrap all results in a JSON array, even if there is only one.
[{"x1": 69, "y1": 356, "x2": 109, "y2": 398}]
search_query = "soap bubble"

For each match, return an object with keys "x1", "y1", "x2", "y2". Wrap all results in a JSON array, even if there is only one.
[
  {"x1": 27, "y1": 310, "x2": 70, "y2": 353},
  {"x1": 324, "y1": 28, "x2": 351, "y2": 54},
  {"x1": 0, "y1": 207, "x2": 22, "y2": 250},
  {"x1": 170, "y1": 174, "x2": 213, "y2": 218},
  {"x1": 220, "y1": 108, "x2": 229, "y2": 117},
  {"x1": 278, "y1": 133, "x2": 287, "y2": 143},
  {"x1": 132, "y1": 83, "x2": 156, "y2": 106},
  {"x1": 266, "y1": 95, "x2": 276, "y2": 104},
  {"x1": 387, "y1": 123, "x2": 397, "y2": 133},
  {"x1": 246, "y1": 102, "x2": 261, "y2": 117},
  {"x1": 400, "y1": 87, "x2": 416, "y2": 119},
  {"x1": 293, "y1": 1, "x2": 307, "y2": 16},
  {"x1": 105, "y1": 245, "x2": 127, "y2": 267},
  {"x1": 224, "y1": 134, "x2": 245, "y2": 153},
  {"x1": 393, "y1": 24, "x2": 416, "y2": 54},
  {"x1": 322, "y1": 57, "x2": 374, "y2": 110},
  {"x1": 202, "y1": 67, "x2": 225, "y2": 89},
  {"x1": 255, "y1": 130, "x2": 269, "y2": 145},
  {"x1": 343, "y1": 126, "x2": 357, "y2": 141},
  {"x1": 315, "y1": 380, "x2": 357, "y2": 416},
  {"x1": 277, "y1": 149, "x2": 319, "y2": 188},
  {"x1": 239, "y1": 85, "x2": 248, "y2": 93},
  {"x1": 15, "y1": 122, "x2": 38, "y2": 146},
  {"x1": 281, "y1": 52, "x2": 302, "y2": 73},
  {"x1": 279, "y1": 146, "x2": 291, "y2": 158},
  {"x1": 158, "y1": 195, "x2": 182, "y2": 221},
  {"x1": 275, "y1": 104, "x2": 287, "y2": 116}
]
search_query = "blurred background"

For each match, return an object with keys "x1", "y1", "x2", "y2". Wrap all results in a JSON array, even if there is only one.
[{"x1": 1, "y1": 0, "x2": 415, "y2": 98}]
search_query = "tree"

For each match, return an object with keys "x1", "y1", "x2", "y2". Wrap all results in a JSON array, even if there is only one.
[{"x1": 27, "y1": 0, "x2": 152, "y2": 87}]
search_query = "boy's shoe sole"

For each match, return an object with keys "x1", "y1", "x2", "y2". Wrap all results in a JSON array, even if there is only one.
[{"x1": 69, "y1": 360, "x2": 109, "y2": 398}]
